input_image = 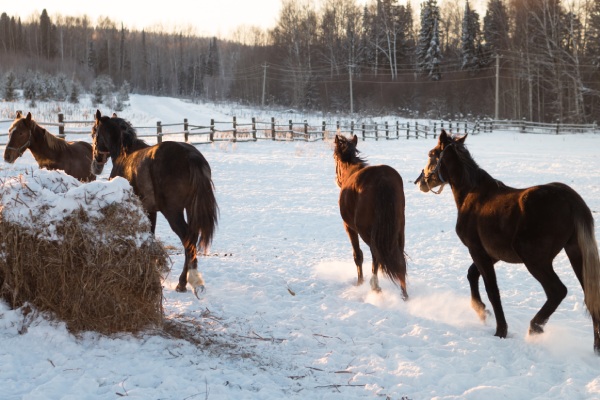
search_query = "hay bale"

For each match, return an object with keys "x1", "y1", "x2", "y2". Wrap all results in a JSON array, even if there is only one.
[{"x1": 0, "y1": 169, "x2": 168, "y2": 334}]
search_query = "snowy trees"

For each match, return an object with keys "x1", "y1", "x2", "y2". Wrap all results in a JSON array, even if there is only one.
[
  {"x1": 2, "y1": 1, "x2": 600, "y2": 120},
  {"x1": 417, "y1": 0, "x2": 442, "y2": 80}
]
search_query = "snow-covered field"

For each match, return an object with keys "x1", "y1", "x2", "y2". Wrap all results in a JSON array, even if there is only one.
[{"x1": 1, "y1": 95, "x2": 599, "y2": 399}]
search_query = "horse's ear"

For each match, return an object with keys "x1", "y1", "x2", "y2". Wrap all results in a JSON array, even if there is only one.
[
  {"x1": 95, "y1": 109, "x2": 102, "y2": 121},
  {"x1": 25, "y1": 112, "x2": 32, "y2": 123},
  {"x1": 112, "y1": 113, "x2": 118, "y2": 118},
  {"x1": 334, "y1": 135, "x2": 340, "y2": 145},
  {"x1": 457, "y1": 133, "x2": 468, "y2": 144},
  {"x1": 352, "y1": 134, "x2": 358, "y2": 145},
  {"x1": 439, "y1": 129, "x2": 448, "y2": 143},
  {"x1": 16, "y1": 110, "x2": 22, "y2": 118}
]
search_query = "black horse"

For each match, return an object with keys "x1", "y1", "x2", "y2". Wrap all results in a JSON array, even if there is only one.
[
  {"x1": 334, "y1": 134, "x2": 408, "y2": 299},
  {"x1": 416, "y1": 130, "x2": 600, "y2": 354},
  {"x1": 4, "y1": 111, "x2": 95, "y2": 182},
  {"x1": 91, "y1": 110, "x2": 218, "y2": 297}
]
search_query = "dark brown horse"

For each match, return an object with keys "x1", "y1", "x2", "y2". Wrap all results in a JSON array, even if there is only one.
[
  {"x1": 4, "y1": 111, "x2": 95, "y2": 182},
  {"x1": 334, "y1": 134, "x2": 408, "y2": 299},
  {"x1": 415, "y1": 130, "x2": 600, "y2": 354},
  {"x1": 91, "y1": 110, "x2": 218, "y2": 297}
]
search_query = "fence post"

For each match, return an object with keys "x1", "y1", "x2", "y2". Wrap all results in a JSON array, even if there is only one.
[
  {"x1": 58, "y1": 113, "x2": 65, "y2": 139},
  {"x1": 232, "y1": 116, "x2": 237, "y2": 142},
  {"x1": 416, "y1": 122, "x2": 419, "y2": 139},
  {"x1": 336, "y1": 120, "x2": 340, "y2": 133},
  {"x1": 289, "y1": 119, "x2": 293, "y2": 140},
  {"x1": 556, "y1": 120, "x2": 560, "y2": 135},
  {"x1": 304, "y1": 120, "x2": 308, "y2": 141},
  {"x1": 361, "y1": 123, "x2": 366, "y2": 140},
  {"x1": 374, "y1": 122, "x2": 378, "y2": 141},
  {"x1": 157, "y1": 121, "x2": 163, "y2": 144},
  {"x1": 385, "y1": 121, "x2": 389, "y2": 140},
  {"x1": 184, "y1": 118, "x2": 189, "y2": 142},
  {"x1": 322, "y1": 121, "x2": 326, "y2": 140},
  {"x1": 350, "y1": 121, "x2": 354, "y2": 137},
  {"x1": 271, "y1": 117, "x2": 276, "y2": 140},
  {"x1": 396, "y1": 120, "x2": 399, "y2": 139},
  {"x1": 210, "y1": 118, "x2": 215, "y2": 142},
  {"x1": 406, "y1": 122, "x2": 410, "y2": 139},
  {"x1": 252, "y1": 117, "x2": 257, "y2": 141}
]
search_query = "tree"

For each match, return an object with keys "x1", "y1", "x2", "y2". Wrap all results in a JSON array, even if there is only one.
[
  {"x1": 417, "y1": 0, "x2": 442, "y2": 79},
  {"x1": 460, "y1": 0, "x2": 481, "y2": 70},
  {"x1": 3, "y1": 71, "x2": 17, "y2": 101},
  {"x1": 483, "y1": 0, "x2": 509, "y2": 59},
  {"x1": 39, "y1": 9, "x2": 56, "y2": 59}
]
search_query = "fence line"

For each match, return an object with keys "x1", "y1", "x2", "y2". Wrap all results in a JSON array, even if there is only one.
[{"x1": 1, "y1": 114, "x2": 597, "y2": 146}]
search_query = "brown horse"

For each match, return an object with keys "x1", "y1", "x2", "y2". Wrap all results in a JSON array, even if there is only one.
[
  {"x1": 334, "y1": 134, "x2": 408, "y2": 299},
  {"x1": 4, "y1": 111, "x2": 95, "y2": 182},
  {"x1": 415, "y1": 130, "x2": 600, "y2": 354},
  {"x1": 91, "y1": 110, "x2": 218, "y2": 297}
]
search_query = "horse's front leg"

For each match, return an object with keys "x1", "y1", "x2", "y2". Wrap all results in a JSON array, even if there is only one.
[
  {"x1": 148, "y1": 211, "x2": 157, "y2": 234},
  {"x1": 344, "y1": 223, "x2": 364, "y2": 286},
  {"x1": 370, "y1": 254, "x2": 381, "y2": 293},
  {"x1": 467, "y1": 263, "x2": 490, "y2": 322},
  {"x1": 470, "y1": 252, "x2": 507, "y2": 338}
]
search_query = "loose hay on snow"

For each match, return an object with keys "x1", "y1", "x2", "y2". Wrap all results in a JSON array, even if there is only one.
[{"x1": 0, "y1": 169, "x2": 169, "y2": 334}]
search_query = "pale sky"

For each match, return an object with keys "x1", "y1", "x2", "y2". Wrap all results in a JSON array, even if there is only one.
[
  {"x1": 1, "y1": 0, "x2": 284, "y2": 37},
  {"x1": 2, "y1": 0, "x2": 486, "y2": 38}
]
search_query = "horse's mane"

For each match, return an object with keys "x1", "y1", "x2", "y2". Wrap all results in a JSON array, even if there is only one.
[
  {"x1": 31, "y1": 119, "x2": 69, "y2": 152},
  {"x1": 112, "y1": 117, "x2": 148, "y2": 151},
  {"x1": 334, "y1": 136, "x2": 368, "y2": 167},
  {"x1": 451, "y1": 140, "x2": 495, "y2": 188}
]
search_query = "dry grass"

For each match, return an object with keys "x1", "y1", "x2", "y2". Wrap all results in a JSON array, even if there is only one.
[{"x1": 0, "y1": 194, "x2": 168, "y2": 335}]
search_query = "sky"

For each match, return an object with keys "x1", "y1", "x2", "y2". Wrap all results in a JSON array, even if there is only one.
[
  {"x1": 1, "y1": 95, "x2": 600, "y2": 399},
  {"x1": 1, "y1": 0, "x2": 284, "y2": 37},
  {"x1": 2, "y1": 0, "x2": 488, "y2": 38}
]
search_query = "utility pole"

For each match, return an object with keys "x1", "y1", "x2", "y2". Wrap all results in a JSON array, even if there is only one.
[
  {"x1": 261, "y1": 62, "x2": 268, "y2": 108},
  {"x1": 348, "y1": 64, "x2": 354, "y2": 114},
  {"x1": 495, "y1": 54, "x2": 500, "y2": 120}
]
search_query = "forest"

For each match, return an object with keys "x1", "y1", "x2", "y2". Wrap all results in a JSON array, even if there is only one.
[{"x1": 1, "y1": 0, "x2": 600, "y2": 123}]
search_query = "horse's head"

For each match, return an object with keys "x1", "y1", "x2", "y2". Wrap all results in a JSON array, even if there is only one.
[
  {"x1": 4, "y1": 111, "x2": 34, "y2": 163},
  {"x1": 415, "y1": 129, "x2": 467, "y2": 194},
  {"x1": 91, "y1": 109, "x2": 115, "y2": 175},
  {"x1": 333, "y1": 134, "x2": 359, "y2": 162}
]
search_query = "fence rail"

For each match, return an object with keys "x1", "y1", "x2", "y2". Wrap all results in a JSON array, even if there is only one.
[{"x1": 0, "y1": 114, "x2": 597, "y2": 146}]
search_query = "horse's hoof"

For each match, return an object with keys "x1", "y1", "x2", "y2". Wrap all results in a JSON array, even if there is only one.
[
  {"x1": 529, "y1": 323, "x2": 544, "y2": 335},
  {"x1": 494, "y1": 327, "x2": 508, "y2": 338},
  {"x1": 175, "y1": 284, "x2": 187, "y2": 293},
  {"x1": 356, "y1": 279, "x2": 364, "y2": 286},
  {"x1": 193, "y1": 285, "x2": 205, "y2": 299},
  {"x1": 372, "y1": 287, "x2": 382, "y2": 294}
]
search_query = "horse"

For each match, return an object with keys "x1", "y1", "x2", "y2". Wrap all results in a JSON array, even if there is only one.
[
  {"x1": 91, "y1": 110, "x2": 218, "y2": 297},
  {"x1": 333, "y1": 134, "x2": 408, "y2": 299},
  {"x1": 4, "y1": 111, "x2": 95, "y2": 182},
  {"x1": 415, "y1": 129, "x2": 600, "y2": 354}
]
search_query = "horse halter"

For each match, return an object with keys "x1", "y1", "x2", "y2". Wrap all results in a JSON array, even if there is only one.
[
  {"x1": 419, "y1": 142, "x2": 454, "y2": 195},
  {"x1": 6, "y1": 128, "x2": 32, "y2": 157}
]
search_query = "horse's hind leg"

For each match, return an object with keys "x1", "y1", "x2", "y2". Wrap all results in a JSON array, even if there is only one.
[
  {"x1": 467, "y1": 263, "x2": 489, "y2": 322},
  {"x1": 162, "y1": 209, "x2": 204, "y2": 295},
  {"x1": 370, "y1": 254, "x2": 382, "y2": 293},
  {"x1": 344, "y1": 223, "x2": 364, "y2": 285},
  {"x1": 523, "y1": 262, "x2": 567, "y2": 334},
  {"x1": 470, "y1": 252, "x2": 507, "y2": 338}
]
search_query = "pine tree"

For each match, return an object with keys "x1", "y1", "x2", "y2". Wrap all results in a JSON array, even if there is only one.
[
  {"x1": 3, "y1": 70, "x2": 17, "y2": 101},
  {"x1": 483, "y1": 0, "x2": 509, "y2": 60},
  {"x1": 68, "y1": 82, "x2": 80, "y2": 104},
  {"x1": 587, "y1": 0, "x2": 600, "y2": 67},
  {"x1": 417, "y1": 0, "x2": 441, "y2": 79},
  {"x1": 461, "y1": 1, "x2": 481, "y2": 70}
]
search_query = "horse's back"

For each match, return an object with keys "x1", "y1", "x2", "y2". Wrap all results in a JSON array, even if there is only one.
[{"x1": 339, "y1": 164, "x2": 405, "y2": 236}]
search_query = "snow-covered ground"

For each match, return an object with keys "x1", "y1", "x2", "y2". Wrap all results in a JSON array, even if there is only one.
[{"x1": 1, "y1": 95, "x2": 599, "y2": 399}]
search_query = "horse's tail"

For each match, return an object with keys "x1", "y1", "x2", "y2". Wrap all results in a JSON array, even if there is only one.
[
  {"x1": 370, "y1": 181, "x2": 407, "y2": 289},
  {"x1": 577, "y1": 214, "x2": 600, "y2": 322},
  {"x1": 187, "y1": 155, "x2": 219, "y2": 255}
]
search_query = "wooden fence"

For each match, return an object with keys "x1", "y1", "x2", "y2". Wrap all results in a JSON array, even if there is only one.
[{"x1": 1, "y1": 115, "x2": 596, "y2": 145}]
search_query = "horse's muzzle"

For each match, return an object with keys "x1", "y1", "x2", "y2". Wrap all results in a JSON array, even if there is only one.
[{"x1": 414, "y1": 170, "x2": 424, "y2": 185}]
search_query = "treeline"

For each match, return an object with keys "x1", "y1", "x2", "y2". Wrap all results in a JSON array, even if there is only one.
[{"x1": 1, "y1": 0, "x2": 600, "y2": 123}]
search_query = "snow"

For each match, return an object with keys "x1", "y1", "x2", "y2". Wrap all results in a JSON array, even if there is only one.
[{"x1": 1, "y1": 95, "x2": 599, "y2": 399}]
